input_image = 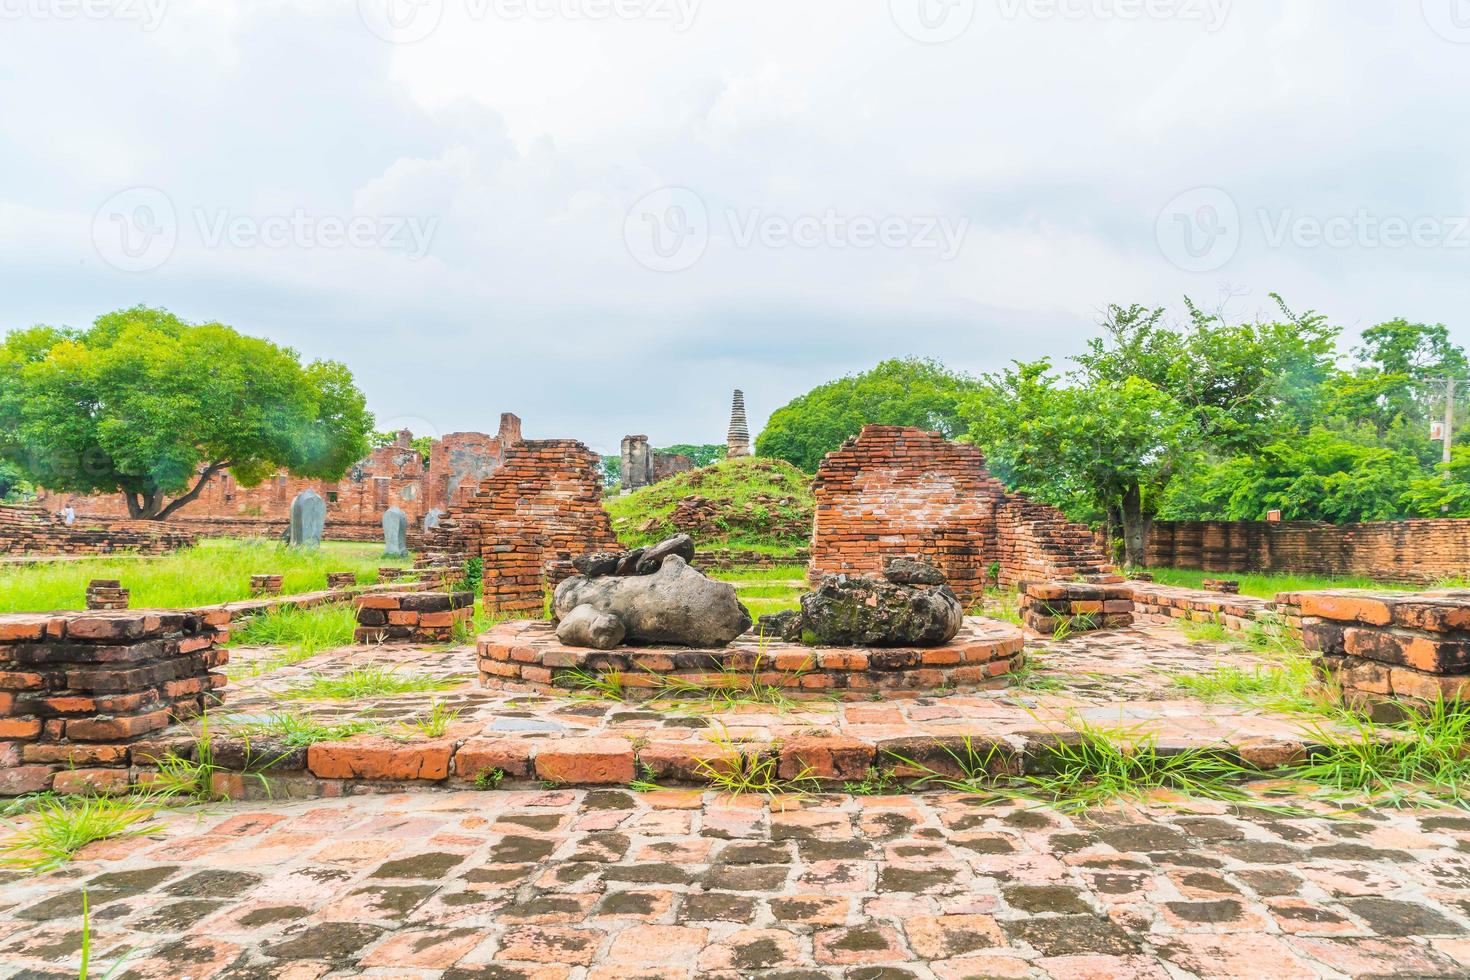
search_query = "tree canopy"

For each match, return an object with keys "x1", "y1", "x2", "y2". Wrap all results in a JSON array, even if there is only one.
[
  {"x1": 0, "y1": 306, "x2": 373, "y2": 519},
  {"x1": 756, "y1": 358, "x2": 980, "y2": 471}
]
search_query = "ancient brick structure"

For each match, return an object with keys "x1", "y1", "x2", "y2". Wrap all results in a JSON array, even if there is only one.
[
  {"x1": 1022, "y1": 581, "x2": 1133, "y2": 635},
  {"x1": 810, "y1": 427, "x2": 1112, "y2": 601},
  {"x1": 479, "y1": 618, "x2": 1023, "y2": 701},
  {"x1": 1129, "y1": 581, "x2": 1282, "y2": 634},
  {"x1": 1287, "y1": 588, "x2": 1470, "y2": 720},
  {"x1": 326, "y1": 572, "x2": 358, "y2": 589},
  {"x1": 0, "y1": 505, "x2": 196, "y2": 557},
  {"x1": 727, "y1": 390, "x2": 751, "y2": 458},
  {"x1": 249, "y1": 574, "x2": 284, "y2": 597},
  {"x1": 85, "y1": 580, "x2": 129, "y2": 611},
  {"x1": 354, "y1": 591, "x2": 473, "y2": 644},
  {"x1": 0, "y1": 610, "x2": 226, "y2": 796},
  {"x1": 1145, "y1": 519, "x2": 1470, "y2": 585},
  {"x1": 34, "y1": 416, "x2": 524, "y2": 535},
  {"x1": 619, "y1": 435, "x2": 695, "y2": 493},
  {"x1": 454, "y1": 440, "x2": 621, "y2": 615}
]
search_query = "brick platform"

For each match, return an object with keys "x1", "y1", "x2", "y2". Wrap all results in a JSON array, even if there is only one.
[
  {"x1": 0, "y1": 610, "x2": 226, "y2": 795},
  {"x1": 1285, "y1": 588, "x2": 1470, "y2": 719},
  {"x1": 478, "y1": 617, "x2": 1024, "y2": 701},
  {"x1": 1021, "y1": 581, "x2": 1133, "y2": 634},
  {"x1": 810, "y1": 426, "x2": 1112, "y2": 602},
  {"x1": 0, "y1": 504, "x2": 196, "y2": 558},
  {"x1": 1129, "y1": 581, "x2": 1282, "y2": 633},
  {"x1": 326, "y1": 571, "x2": 357, "y2": 588},
  {"x1": 354, "y1": 591, "x2": 473, "y2": 644},
  {"x1": 85, "y1": 579, "x2": 130, "y2": 610}
]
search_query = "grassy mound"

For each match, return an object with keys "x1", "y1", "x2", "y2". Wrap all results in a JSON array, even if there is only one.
[{"x1": 605, "y1": 457, "x2": 814, "y2": 551}]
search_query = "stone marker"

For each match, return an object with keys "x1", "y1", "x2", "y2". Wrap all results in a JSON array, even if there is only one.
[
  {"x1": 289, "y1": 490, "x2": 325, "y2": 548},
  {"x1": 423, "y1": 508, "x2": 444, "y2": 533},
  {"x1": 383, "y1": 506, "x2": 409, "y2": 558}
]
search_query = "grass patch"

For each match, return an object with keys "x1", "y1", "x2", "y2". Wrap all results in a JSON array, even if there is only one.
[
  {"x1": 1291, "y1": 698, "x2": 1470, "y2": 809},
  {"x1": 1141, "y1": 567, "x2": 1411, "y2": 600},
  {"x1": 709, "y1": 565, "x2": 809, "y2": 583},
  {"x1": 228, "y1": 712, "x2": 381, "y2": 747},
  {"x1": 401, "y1": 701, "x2": 461, "y2": 738},
  {"x1": 0, "y1": 538, "x2": 409, "y2": 613},
  {"x1": 0, "y1": 795, "x2": 160, "y2": 873},
  {"x1": 228, "y1": 604, "x2": 358, "y2": 677},
  {"x1": 1179, "y1": 616, "x2": 1231, "y2": 644},
  {"x1": 605, "y1": 457, "x2": 814, "y2": 550},
  {"x1": 1172, "y1": 657, "x2": 1332, "y2": 716},
  {"x1": 285, "y1": 667, "x2": 461, "y2": 701},
  {"x1": 696, "y1": 726, "x2": 820, "y2": 798}
]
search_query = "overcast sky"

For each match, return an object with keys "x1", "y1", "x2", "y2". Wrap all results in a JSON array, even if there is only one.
[{"x1": 2, "y1": 0, "x2": 1468, "y2": 458}]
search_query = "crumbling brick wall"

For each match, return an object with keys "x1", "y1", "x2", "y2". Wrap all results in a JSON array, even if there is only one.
[
  {"x1": 457, "y1": 440, "x2": 620, "y2": 615},
  {"x1": 0, "y1": 610, "x2": 225, "y2": 796},
  {"x1": 1146, "y1": 519, "x2": 1470, "y2": 585},
  {"x1": 810, "y1": 426, "x2": 1111, "y2": 601},
  {"x1": 0, "y1": 505, "x2": 197, "y2": 557}
]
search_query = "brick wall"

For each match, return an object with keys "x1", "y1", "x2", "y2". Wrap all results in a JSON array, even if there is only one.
[
  {"x1": 0, "y1": 610, "x2": 225, "y2": 796},
  {"x1": 455, "y1": 440, "x2": 621, "y2": 615},
  {"x1": 35, "y1": 417, "x2": 523, "y2": 529},
  {"x1": 810, "y1": 426, "x2": 1112, "y2": 602},
  {"x1": 0, "y1": 505, "x2": 197, "y2": 557},
  {"x1": 1145, "y1": 519, "x2": 1470, "y2": 585}
]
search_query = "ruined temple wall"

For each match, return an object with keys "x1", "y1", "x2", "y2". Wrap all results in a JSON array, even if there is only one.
[
  {"x1": 1145, "y1": 519, "x2": 1470, "y2": 585},
  {"x1": 0, "y1": 506, "x2": 197, "y2": 557},
  {"x1": 810, "y1": 426, "x2": 1111, "y2": 601}
]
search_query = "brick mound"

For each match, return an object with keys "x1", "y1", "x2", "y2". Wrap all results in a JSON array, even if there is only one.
[
  {"x1": 477, "y1": 617, "x2": 1025, "y2": 701},
  {"x1": 354, "y1": 591, "x2": 474, "y2": 644},
  {"x1": 0, "y1": 504, "x2": 196, "y2": 557}
]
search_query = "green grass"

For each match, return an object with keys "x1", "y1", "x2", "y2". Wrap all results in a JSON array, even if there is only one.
[
  {"x1": 1141, "y1": 567, "x2": 1415, "y2": 600},
  {"x1": 1179, "y1": 616, "x2": 1231, "y2": 644},
  {"x1": 284, "y1": 667, "x2": 462, "y2": 701},
  {"x1": 228, "y1": 712, "x2": 382, "y2": 747},
  {"x1": 1291, "y1": 698, "x2": 1470, "y2": 808},
  {"x1": 710, "y1": 565, "x2": 810, "y2": 582},
  {"x1": 0, "y1": 538, "x2": 410, "y2": 613},
  {"x1": 1172, "y1": 657, "x2": 1332, "y2": 715},
  {"x1": 402, "y1": 701, "x2": 461, "y2": 738},
  {"x1": 605, "y1": 457, "x2": 814, "y2": 550},
  {"x1": 0, "y1": 795, "x2": 160, "y2": 873},
  {"x1": 696, "y1": 725, "x2": 821, "y2": 797}
]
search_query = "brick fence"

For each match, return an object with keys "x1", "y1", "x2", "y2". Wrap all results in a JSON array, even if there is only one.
[
  {"x1": 1145, "y1": 519, "x2": 1470, "y2": 585},
  {"x1": 0, "y1": 505, "x2": 197, "y2": 558},
  {"x1": 810, "y1": 426, "x2": 1112, "y2": 602}
]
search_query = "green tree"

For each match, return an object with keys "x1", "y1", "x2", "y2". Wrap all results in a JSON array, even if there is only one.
[
  {"x1": 0, "y1": 306, "x2": 373, "y2": 520},
  {"x1": 370, "y1": 430, "x2": 433, "y2": 464},
  {"x1": 658, "y1": 444, "x2": 727, "y2": 468},
  {"x1": 757, "y1": 358, "x2": 980, "y2": 471},
  {"x1": 1403, "y1": 445, "x2": 1470, "y2": 518}
]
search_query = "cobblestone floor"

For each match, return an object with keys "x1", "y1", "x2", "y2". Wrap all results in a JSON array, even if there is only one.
[{"x1": 3, "y1": 788, "x2": 1470, "y2": 978}]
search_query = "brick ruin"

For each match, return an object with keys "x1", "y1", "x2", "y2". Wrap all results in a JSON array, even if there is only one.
[
  {"x1": 354, "y1": 591, "x2": 473, "y2": 645},
  {"x1": 810, "y1": 426, "x2": 1112, "y2": 602},
  {"x1": 450, "y1": 440, "x2": 621, "y2": 616},
  {"x1": 0, "y1": 504, "x2": 197, "y2": 557},
  {"x1": 1022, "y1": 581, "x2": 1134, "y2": 635},
  {"x1": 1145, "y1": 519, "x2": 1470, "y2": 585},
  {"x1": 34, "y1": 414, "x2": 525, "y2": 541},
  {"x1": 619, "y1": 435, "x2": 695, "y2": 493},
  {"x1": 0, "y1": 610, "x2": 226, "y2": 796}
]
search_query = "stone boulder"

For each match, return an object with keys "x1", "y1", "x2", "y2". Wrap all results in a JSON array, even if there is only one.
[
  {"x1": 554, "y1": 555, "x2": 752, "y2": 648},
  {"x1": 556, "y1": 605, "x2": 626, "y2": 650},
  {"x1": 799, "y1": 574, "x2": 964, "y2": 647},
  {"x1": 571, "y1": 534, "x2": 695, "y2": 579},
  {"x1": 883, "y1": 556, "x2": 946, "y2": 586}
]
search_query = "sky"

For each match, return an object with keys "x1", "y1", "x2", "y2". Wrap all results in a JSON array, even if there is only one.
[{"x1": 1, "y1": 0, "x2": 1468, "y2": 459}]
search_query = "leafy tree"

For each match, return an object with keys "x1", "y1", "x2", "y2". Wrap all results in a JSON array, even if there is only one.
[
  {"x1": 1402, "y1": 445, "x2": 1470, "y2": 518},
  {"x1": 0, "y1": 458, "x2": 31, "y2": 502},
  {"x1": 756, "y1": 358, "x2": 980, "y2": 472},
  {"x1": 658, "y1": 444, "x2": 727, "y2": 468},
  {"x1": 964, "y1": 363, "x2": 1195, "y2": 566},
  {"x1": 370, "y1": 430, "x2": 433, "y2": 464},
  {"x1": 0, "y1": 306, "x2": 373, "y2": 520}
]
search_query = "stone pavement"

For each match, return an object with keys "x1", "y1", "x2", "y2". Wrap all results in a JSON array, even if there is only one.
[{"x1": 3, "y1": 789, "x2": 1470, "y2": 978}]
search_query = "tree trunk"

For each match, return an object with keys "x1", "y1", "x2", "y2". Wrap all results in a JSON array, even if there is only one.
[
  {"x1": 1119, "y1": 484, "x2": 1151, "y2": 570},
  {"x1": 123, "y1": 462, "x2": 231, "y2": 520}
]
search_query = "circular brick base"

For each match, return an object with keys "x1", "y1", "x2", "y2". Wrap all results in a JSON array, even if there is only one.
[{"x1": 477, "y1": 617, "x2": 1025, "y2": 701}]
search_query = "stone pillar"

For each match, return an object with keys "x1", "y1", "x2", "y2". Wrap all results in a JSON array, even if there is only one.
[
  {"x1": 289, "y1": 490, "x2": 325, "y2": 548},
  {"x1": 621, "y1": 435, "x2": 654, "y2": 493},
  {"x1": 727, "y1": 390, "x2": 751, "y2": 458}
]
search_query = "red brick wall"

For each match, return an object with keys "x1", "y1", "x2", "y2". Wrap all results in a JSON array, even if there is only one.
[
  {"x1": 810, "y1": 426, "x2": 1111, "y2": 601},
  {"x1": 35, "y1": 416, "x2": 523, "y2": 529},
  {"x1": 1146, "y1": 519, "x2": 1470, "y2": 585},
  {"x1": 456, "y1": 440, "x2": 620, "y2": 615},
  {"x1": 0, "y1": 505, "x2": 196, "y2": 557}
]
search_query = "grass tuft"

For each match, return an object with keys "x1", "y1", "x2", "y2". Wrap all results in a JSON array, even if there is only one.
[
  {"x1": 228, "y1": 712, "x2": 381, "y2": 747},
  {"x1": 1291, "y1": 698, "x2": 1470, "y2": 809},
  {"x1": 285, "y1": 667, "x2": 461, "y2": 701},
  {"x1": 0, "y1": 795, "x2": 159, "y2": 873}
]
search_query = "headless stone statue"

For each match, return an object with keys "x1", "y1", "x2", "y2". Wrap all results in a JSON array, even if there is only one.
[
  {"x1": 289, "y1": 490, "x2": 325, "y2": 548},
  {"x1": 383, "y1": 506, "x2": 409, "y2": 558},
  {"x1": 423, "y1": 508, "x2": 444, "y2": 533}
]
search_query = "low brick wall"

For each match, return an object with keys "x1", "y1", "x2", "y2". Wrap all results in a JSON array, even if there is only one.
[
  {"x1": 694, "y1": 548, "x2": 810, "y2": 573},
  {"x1": 1146, "y1": 519, "x2": 1470, "y2": 585},
  {"x1": 355, "y1": 592, "x2": 473, "y2": 644},
  {"x1": 0, "y1": 505, "x2": 197, "y2": 558},
  {"x1": 1021, "y1": 581, "x2": 1133, "y2": 635},
  {"x1": 478, "y1": 618, "x2": 1025, "y2": 701},
  {"x1": 1129, "y1": 582, "x2": 1284, "y2": 634},
  {"x1": 1284, "y1": 589, "x2": 1470, "y2": 719},
  {"x1": 0, "y1": 610, "x2": 226, "y2": 795}
]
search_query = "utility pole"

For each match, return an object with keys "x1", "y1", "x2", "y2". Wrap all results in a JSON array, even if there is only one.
[{"x1": 1437, "y1": 377, "x2": 1459, "y2": 513}]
